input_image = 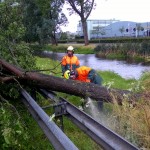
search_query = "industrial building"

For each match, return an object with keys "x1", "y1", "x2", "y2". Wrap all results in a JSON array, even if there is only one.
[{"x1": 76, "y1": 19, "x2": 150, "y2": 40}]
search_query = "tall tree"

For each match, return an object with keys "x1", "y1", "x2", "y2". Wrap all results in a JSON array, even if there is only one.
[
  {"x1": 22, "y1": 0, "x2": 42, "y2": 43},
  {"x1": 21, "y1": 0, "x2": 67, "y2": 45},
  {"x1": 48, "y1": 0, "x2": 68, "y2": 45},
  {"x1": 66, "y1": 0, "x2": 96, "y2": 45}
]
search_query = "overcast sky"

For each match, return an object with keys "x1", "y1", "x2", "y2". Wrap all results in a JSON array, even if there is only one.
[{"x1": 61, "y1": 0, "x2": 150, "y2": 32}]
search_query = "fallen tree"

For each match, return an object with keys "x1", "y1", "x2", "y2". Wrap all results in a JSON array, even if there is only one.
[{"x1": 0, "y1": 59, "x2": 138, "y2": 104}]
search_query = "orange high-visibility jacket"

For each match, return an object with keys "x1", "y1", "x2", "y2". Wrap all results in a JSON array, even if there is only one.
[
  {"x1": 75, "y1": 66, "x2": 92, "y2": 82},
  {"x1": 61, "y1": 55, "x2": 80, "y2": 73}
]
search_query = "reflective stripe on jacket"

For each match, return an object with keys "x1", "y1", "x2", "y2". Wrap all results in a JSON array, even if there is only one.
[{"x1": 61, "y1": 55, "x2": 80, "y2": 73}]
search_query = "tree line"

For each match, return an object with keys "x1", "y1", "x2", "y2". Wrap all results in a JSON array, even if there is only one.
[{"x1": 0, "y1": 0, "x2": 95, "y2": 46}]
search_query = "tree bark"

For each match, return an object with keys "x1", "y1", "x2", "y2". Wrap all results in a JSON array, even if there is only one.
[
  {"x1": 81, "y1": 19, "x2": 89, "y2": 46},
  {"x1": 0, "y1": 59, "x2": 137, "y2": 104}
]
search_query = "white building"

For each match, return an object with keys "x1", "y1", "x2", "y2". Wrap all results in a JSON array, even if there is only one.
[
  {"x1": 77, "y1": 19, "x2": 119, "y2": 39},
  {"x1": 77, "y1": 19, "x2": 149, "y2": 40}
]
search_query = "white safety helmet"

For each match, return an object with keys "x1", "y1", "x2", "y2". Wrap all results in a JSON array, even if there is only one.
[{"x1": 67, "y1": 46, "x2": 74, "y2": 51}]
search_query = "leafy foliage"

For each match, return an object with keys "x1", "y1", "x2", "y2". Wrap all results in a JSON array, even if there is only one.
[
  {"x1": 94, "y1": 42, "x2": 150, "y2": 62},
  {"x1": 22, "y1": 0, "x2": 67, "y2": 45},
  {"x1": 0, "y1": 1, "x2": 35, "y2": 68},
  {"x1": 0, "y1": 0, "x2": 36, "y2": 98},
  {"x1": 22, "y1": 0, "x2": 42, "y2": 43},
  {"x1": 0, "y1": 2, "x2": 37, "y2": 148},
  {"x1": 0, "y1": 100, "x2": 29, "y2": 150}
]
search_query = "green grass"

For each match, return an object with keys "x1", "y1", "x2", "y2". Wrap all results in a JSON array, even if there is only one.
[
  {"x1": 106, "y1": 53, "x2": 126, "y2": 60},
  {"x1": 44, "y1": 44, "x2": 95, "y2": 54},
  {"x1": 35, "y1": 56, "x2": 62, "y2": 77},
  {"x1": 98, "y1": 71, "x2": 137, "y2": 90},
  {"x1": 62, "y1": 117, "x2": 102, "y2": 150}
]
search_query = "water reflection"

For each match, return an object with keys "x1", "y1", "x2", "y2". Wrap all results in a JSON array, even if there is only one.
[{"x1": 41, "y1": 51, "x2": 150, "y2": 79}]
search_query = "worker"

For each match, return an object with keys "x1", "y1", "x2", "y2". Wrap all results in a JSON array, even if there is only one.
[
  {"x1": 64, "y1": 66, "x2": 103, "y2": 85},
  {"x1": 64, "y1": 66, "x2": 103, "y2": 110},
  {"x1": 61, "y1": 46, "x2": 80, "y2": 75}
]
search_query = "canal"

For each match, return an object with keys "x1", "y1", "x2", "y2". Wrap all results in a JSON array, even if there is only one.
[{"x1": 41, "y1": 51, "x2": 150, "y2": 80}]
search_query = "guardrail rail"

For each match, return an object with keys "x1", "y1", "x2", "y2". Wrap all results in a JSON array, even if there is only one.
[{"x1": 21, "y1": 88, "x2": 139, "y2": 150}]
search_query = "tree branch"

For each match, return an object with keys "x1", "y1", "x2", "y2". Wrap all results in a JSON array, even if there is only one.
[{"x1": 0, "y1": 76, "x2": 16, "y2": 83}]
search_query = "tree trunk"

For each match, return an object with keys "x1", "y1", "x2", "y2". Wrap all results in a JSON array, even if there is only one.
[
  {"x1": 81, "y1": 19, "x2": 89, "y2": 46},
  {"x1": 51, "y1": 33, "x2": 58, "y2": 46},
  {"x1": 0, "y1": 59, "x2": 138, "y2": 104}
]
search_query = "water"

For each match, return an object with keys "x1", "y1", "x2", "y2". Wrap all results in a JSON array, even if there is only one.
[{"x1": 41, "y1": 51, "x2": 150, "y2": 79}]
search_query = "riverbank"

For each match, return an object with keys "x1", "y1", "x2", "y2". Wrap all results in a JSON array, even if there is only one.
[
  {"x1": 43, "y1": 44, "x2": 96, "y2": 54},
  {"x1": 36, "y1": 51, "x2": 150, "y2": 80},
  {"x1": 40, "y1": 43, "x2": 150, "y2": 64}
]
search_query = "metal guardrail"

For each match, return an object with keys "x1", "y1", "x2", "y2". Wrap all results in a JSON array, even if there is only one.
[
  {"x1": 20, "y1": 89, "x2": 78, "y2": 150},
  {"x1": 20, "y1": 88, "x2": 139, "y2": 150},
  {"x1": 40, "y1": 89, "x2": 140, "y2": 150}
]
